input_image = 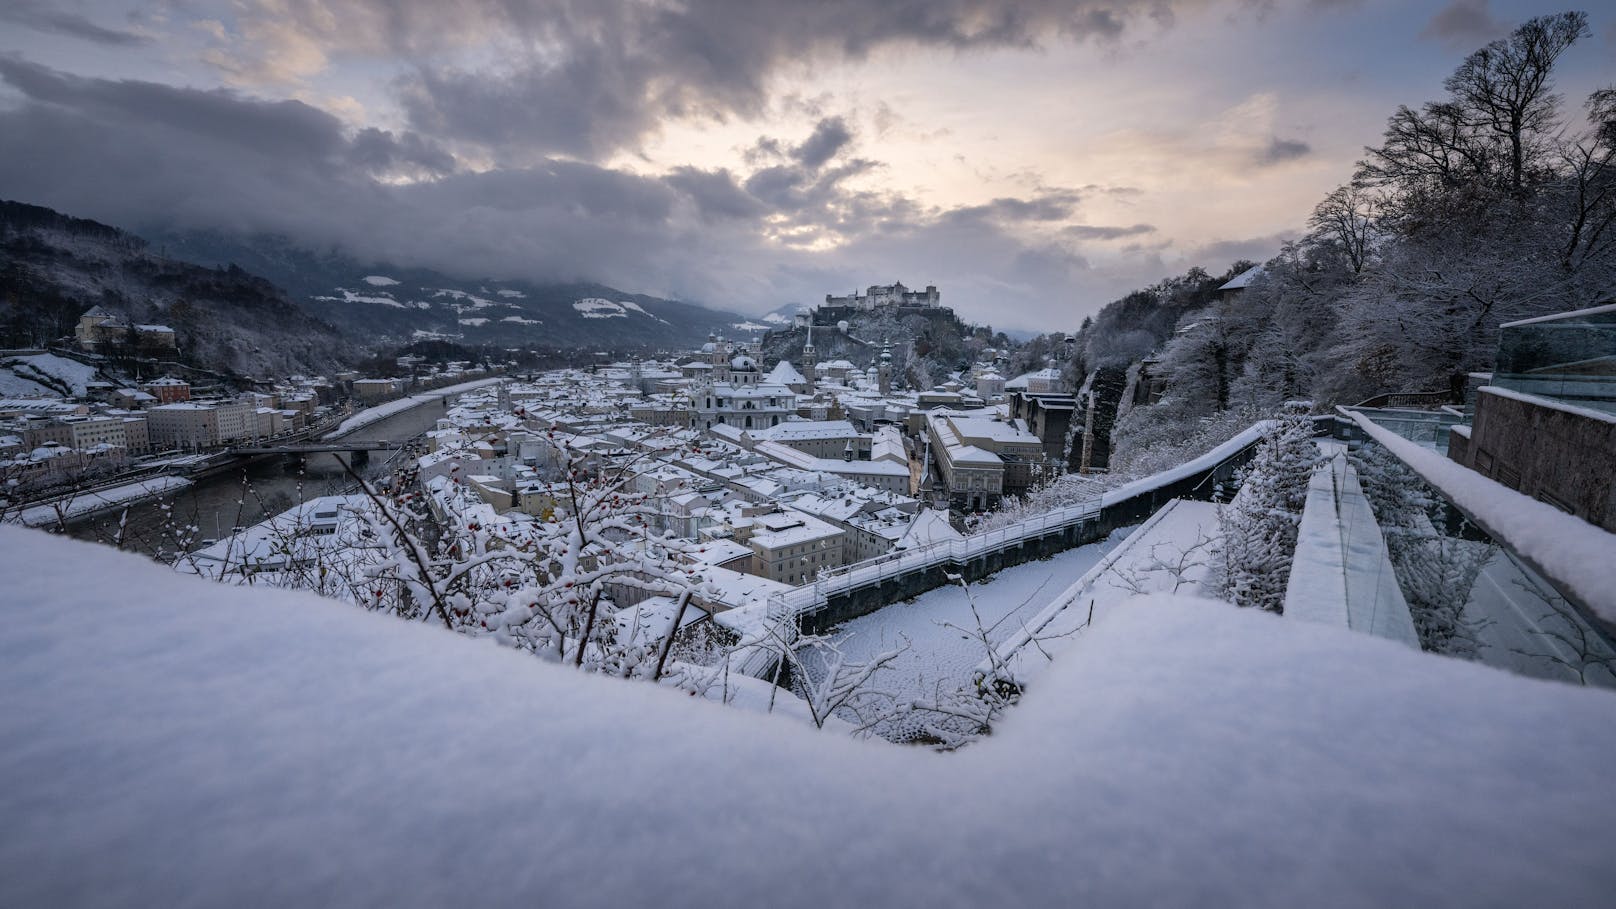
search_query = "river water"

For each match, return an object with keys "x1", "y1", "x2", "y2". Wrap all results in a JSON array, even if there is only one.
[{"x1": 65, "y1": 396, "x2": 456, "y2": 559}]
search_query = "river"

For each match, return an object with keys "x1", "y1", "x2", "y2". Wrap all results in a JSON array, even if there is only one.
[{"x1": 65, "y1": 396, "x2": 458, "y2": 559}]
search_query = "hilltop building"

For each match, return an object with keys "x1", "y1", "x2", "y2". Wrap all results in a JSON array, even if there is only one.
[
  {"x1": 75, "y1": 306, "x2": 177, "y2": 352},
  {"x1": 824, "y1": 281, "x2": 940, "y2": 311}
]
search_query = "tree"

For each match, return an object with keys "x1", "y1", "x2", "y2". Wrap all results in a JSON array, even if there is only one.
[
  {"x1": 1556, "y1": 87, "x2": 1616, "y2": 271},
  {"x1": 1361, "y1": 12, "x2": 1589, "y2": 203},
  {"x1": 1443, "y1": 11, "x2": 1589, "y2": 196},
  {"x1": 1308, "y1": 181, "x2": 1381, "y2": 274},
  {"x1": 321, "y1": 434, "x2": 708, "y2": 680}
]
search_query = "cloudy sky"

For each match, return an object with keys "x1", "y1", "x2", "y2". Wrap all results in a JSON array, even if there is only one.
[{"x1": 0, "y1": 0, "x2": 1610, "y2": 328}]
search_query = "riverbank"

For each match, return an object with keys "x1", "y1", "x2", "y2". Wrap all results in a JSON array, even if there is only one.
[
  {"x1": 327, "y1": 378, "x2": 503, "y2": 439},
  {"x1": 16, "y1": 476, "x2": 194, "y2": 528}
]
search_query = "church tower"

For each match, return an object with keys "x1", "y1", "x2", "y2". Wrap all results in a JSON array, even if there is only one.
[{"x1": 801, "y1": 323, "x2": 817, "y2": 389}]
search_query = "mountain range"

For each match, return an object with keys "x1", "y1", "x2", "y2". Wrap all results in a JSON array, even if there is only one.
[
  {"x1": 144, "y1": 230, "x2": 760, "y2": 352},
  {"x1": 1, "y1": 198, "x2": 779, "y2": 381},
  {"x1": 0, "y1": 200, "x2": 348, "y2": 378}
]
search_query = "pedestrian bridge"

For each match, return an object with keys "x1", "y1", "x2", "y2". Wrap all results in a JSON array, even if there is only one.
[{"x1": 729, "y1": 421, "x2": 1274, "y2": 678}]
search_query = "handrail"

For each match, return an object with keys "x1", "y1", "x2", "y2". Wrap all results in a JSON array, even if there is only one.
[
  {"x1": 1353, "y1": 391, "x2": 1453, "y2": 409},
  {"x1": 765, "y1": 497, "x2": 1105, "y2": 619},
  {"x1": 745, "y1": 420, "x2": 1274, "y2": 677}
]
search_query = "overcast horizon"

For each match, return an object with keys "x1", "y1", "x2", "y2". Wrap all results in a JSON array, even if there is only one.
[{"x1": 1, "y1": 0, "x2": 1610, "y2": 329}]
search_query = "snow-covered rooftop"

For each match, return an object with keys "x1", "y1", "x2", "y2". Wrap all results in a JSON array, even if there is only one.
[{"x1": 1218, "y1": 263, "x2": 1267, "y2": 291}]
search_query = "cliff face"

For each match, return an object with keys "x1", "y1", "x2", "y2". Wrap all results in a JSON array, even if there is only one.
[{"x1": 759, "y1": 304, "x2": 1000, "y2": 390}]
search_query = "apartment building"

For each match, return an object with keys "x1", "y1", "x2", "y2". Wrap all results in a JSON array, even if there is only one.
[{"x1": 745, "y1": 510, "x2": 845, "y2": 586}]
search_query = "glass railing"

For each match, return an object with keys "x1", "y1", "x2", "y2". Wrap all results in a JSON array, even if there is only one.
[
  {"x1": 1350, "y1": 438, "x2": 1616, "y2": 689},
  {"x1": 1493, "y1": 305, "x2": 1616, "y2": 414},
  {"x1": 1343, "y1": 407, "x2": 1466, "y2": 454}
]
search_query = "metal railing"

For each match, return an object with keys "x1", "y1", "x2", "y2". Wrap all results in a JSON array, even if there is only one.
[
  {"x1": 763, "y1": 497, "x2": 1104, "y2": 620},
  {"x1": 729, "y1": 420, "x2": 1274, "y2": 679}
]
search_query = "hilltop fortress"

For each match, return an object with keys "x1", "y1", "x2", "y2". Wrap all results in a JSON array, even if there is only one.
[
  {"x1": 801, "y1": 280, "x2": 953, "y2": 331},
  {"x1": 824, "y1": 281, "x2": 940, "y2": 311}
]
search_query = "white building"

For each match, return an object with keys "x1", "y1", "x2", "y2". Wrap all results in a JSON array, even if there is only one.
[
  {"x1": 744, "y1": 509, "x2": 845, "y2": 586},
  {"x1": 690, "y1": 337, "x2": 796, "y2": 432}
]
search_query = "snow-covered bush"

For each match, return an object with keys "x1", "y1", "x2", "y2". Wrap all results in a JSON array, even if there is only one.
[
  {"x1": 1216, "y1": 402, "x2": 1318, "y2": 612},
  {"x1": 1350, "y1": 442, "x2": 1488, "y2": 657}
]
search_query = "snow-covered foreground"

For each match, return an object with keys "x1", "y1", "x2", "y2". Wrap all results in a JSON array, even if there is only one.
[
  {"x1": 826, "y1": 530, "x2": 1131, "y2": 737},
  {"x1": 13, "y1": 476, "x2": 193, "y2": 527},
  {"x1": 326, "y1": 377, "x2": 503, "y2": 437},
  {"x1": 4, "y1": 524, "x2": 1614, "y2": 906}
]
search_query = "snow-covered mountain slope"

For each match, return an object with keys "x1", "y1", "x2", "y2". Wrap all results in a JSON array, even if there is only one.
[
  {"x1": 761, "y1": 302, "x2": 811, "y2": 325},
  {"x1": 0, "y1": 353, "x2": 103, "y2": 398},
  {"x1": 147, "y1": 230, "x2": 756, "y2": 350},
  {"x1": 0, "y1": 200, "x2": 347, "y2": 377}
]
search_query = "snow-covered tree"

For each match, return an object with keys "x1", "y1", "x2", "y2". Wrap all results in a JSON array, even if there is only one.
[
  {"x1": 330, "y1": 433, "x2": 709, "y2": 680},
  {"x1": 1216, "y1": 403, "x2": 1318, "y2": 613}
]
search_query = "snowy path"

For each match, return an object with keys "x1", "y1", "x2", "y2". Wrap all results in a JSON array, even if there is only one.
[
  {"x1": 15, "y1": 476, "x2": 194, "y2": 528},
  {"x1": 827, "y1": 533, "x2": 1131, "y2": 739},
  {"x1": 326, "y1": 378, "x2": 502, "y2": 438}
]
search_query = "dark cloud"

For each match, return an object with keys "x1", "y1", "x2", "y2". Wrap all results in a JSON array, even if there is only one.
[
  {"x1": 397, "y1": 38, "x2": 660, "y2": 163},
  {"x1": 1255, "y1": 136, "x2": 1311, "y2": 166},
  {"x1": 0, "y1": 1, "x2": 148, "y2": 47},
  {"x1": 792, "y1": 117, "x2": 854, "y2": 169},
  {"x1": 664, "y1": 167, "x2": 768, "y2": 221},
  {"x1": 946, "y1": 189, "x2": 1085, "y2": 226},
  {"x1": 212, "y1": 0, "x2": 1206, "y2": 161},
  {"x1": 0, "y1": 57, "x2": 346, "y2": 163},
  {"x1": 1062, "y1": 223, "x2": 1156, "y2": 240},
  {"x1": 1418, "y1": 0, "x2": 1507, "y2": 50},
  {"x1": 0, "y1": 50, "x2": 1221, "y2": 331},
  {"x1": 347, "y1": 128, "x2": 457, "y2": 178}
]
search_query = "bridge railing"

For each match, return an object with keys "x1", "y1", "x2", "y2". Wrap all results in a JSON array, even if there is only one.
[
  {"x1": 764, "y1": 497, "x2": 1107, "y2": 620},
  {"x1": 754, "y1": 420, "x2": 1275, "y2": 643}
]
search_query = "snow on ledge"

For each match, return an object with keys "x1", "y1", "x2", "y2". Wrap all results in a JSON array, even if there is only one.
[
  {"x1": 3, "y1": 526, "x2": 1615, "y2": 906},
  {"x1": 15, "y1": 476, "x2": 193, "y2": 528},
  {"x1": 1348, "y1": 410, "x2": 1616, "y2": 624},
  {"x1": 1097, "y1": 420, "x2": 1275, "y2": 507},
  {"x1": 1499, "y1": 301, "x2": 1616, "y2": 328},
  {"x1": 1479, "y1": 385, "x2": 1616, "y2": 425}
]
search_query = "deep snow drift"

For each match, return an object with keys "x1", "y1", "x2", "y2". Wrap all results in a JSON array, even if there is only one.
[{"x1": 2, "y1": 525, "x2": 1613, "y2": 907}]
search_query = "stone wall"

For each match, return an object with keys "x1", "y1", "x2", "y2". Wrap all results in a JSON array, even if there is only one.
[{"x1": 1455, "y1": 389, "x2": 1616, "y2": 531}]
